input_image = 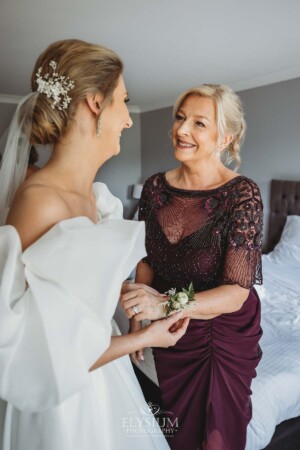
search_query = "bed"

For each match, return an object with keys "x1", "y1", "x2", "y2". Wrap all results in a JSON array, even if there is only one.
[
  {"x1": 114, "y1": 178, "x2": 300, "y2": 449},
  {"x1": 247, "y1": 179, "x2": 300, "y2": 449}
]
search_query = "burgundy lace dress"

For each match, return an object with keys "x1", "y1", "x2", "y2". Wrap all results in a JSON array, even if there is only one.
[{"x1": 138, "y1": 172, "x2": 263, "y2": 450}]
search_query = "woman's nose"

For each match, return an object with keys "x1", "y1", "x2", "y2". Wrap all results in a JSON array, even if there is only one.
[{"x1": 177, "y1": 123, "x2": 190, "y2": 136}]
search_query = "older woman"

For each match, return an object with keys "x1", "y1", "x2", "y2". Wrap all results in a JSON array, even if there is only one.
[{"x1": 121, "y1": 84, "x2": 263, "y2": 450}]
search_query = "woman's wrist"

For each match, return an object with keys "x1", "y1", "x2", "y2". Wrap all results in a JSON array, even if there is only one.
[
  {"x1": 162, "y1": 283, "x2": 197, "y2": 317},
  {"x1": 154, "y1": 297, "x2": 168, "y2": 319}
]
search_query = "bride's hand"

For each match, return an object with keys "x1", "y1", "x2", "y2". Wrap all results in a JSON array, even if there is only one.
[
  {"x1": 129, "y1": 319, "x2": 144, "y2": 365},
  {"x1": 143, "y1": 312, "x2": 190, "y2": 348},
  {"x1": 120, "y1": 285, "x2": 167, "y2": 321}
]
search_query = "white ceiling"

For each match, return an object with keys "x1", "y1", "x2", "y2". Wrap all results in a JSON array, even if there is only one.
[{"x1": 1, "y1": 0, "x2": 300, "y2": 112}]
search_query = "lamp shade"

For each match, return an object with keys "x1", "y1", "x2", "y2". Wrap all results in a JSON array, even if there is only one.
[{"x1": 132, "y1": 183, "x2": 143, "y2": 199}]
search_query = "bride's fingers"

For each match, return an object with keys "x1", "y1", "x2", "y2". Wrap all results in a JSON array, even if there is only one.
[
  {"x1": 169, "y1": 319, "x2": 184, "y2": 332},
  {"x1": 162, "y1": 311, "x2": 183, "y2": 328},
  {"x1": 170, "y1": 317, "x2": 190, "y2": 339}
]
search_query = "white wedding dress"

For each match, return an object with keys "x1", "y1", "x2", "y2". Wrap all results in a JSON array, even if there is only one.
[{"x1": 0, "y1": 183, "x2": 170, "y2": 450}]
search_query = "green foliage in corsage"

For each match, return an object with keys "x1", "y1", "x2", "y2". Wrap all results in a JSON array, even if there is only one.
[{"x1": 164, "y1": 282, "x2": 196, "y2": 316}]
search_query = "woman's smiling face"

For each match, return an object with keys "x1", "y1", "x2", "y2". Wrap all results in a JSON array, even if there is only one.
[{"x1": 172, "y1": 94, "x2": 219, "y2": 164}]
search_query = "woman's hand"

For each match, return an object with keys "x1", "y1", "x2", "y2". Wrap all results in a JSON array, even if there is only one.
[
  {"x1": 129, "y1": 319, "x2": 144, "y2": 365},
  {"x1": 120, "y1": 284, "x2": 167, "y2": 321},
  {"x1": 121, "y1": 281, "x2": 158, "y2": 295},
  {"x1": 143, "y1": 312, "x2": 190, "y2": 348}
]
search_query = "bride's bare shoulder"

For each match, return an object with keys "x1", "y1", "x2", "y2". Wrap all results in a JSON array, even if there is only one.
[{"x1": 6, "y1": 183, "x2": 70, "y2": 251}]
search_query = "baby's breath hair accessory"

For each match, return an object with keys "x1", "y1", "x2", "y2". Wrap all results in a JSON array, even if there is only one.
[
  {"x1": 162, "y1": 283, "x2": 196, "y2": 316},
  {"x1": 35, "y1": 61, "x2": 75, "y2": 111}
]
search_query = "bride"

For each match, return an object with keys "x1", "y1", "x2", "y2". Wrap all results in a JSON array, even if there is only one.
[{"x1": 0, "y1": 39, "x2": 189, "y2": 450}]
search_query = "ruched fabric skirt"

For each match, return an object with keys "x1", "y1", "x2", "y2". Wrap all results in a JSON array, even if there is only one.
[{"x1": 153, "y1": 288, "x2": 263, "y2": 450}]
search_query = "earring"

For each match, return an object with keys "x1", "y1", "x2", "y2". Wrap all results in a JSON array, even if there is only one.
[{"x1": 97, "y1": 115, "x2": 102, "y2": 137}]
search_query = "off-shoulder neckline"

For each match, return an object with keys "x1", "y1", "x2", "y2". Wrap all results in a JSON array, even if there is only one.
[{"x1": 160, "y1": 172, "x2": 247, "y2": 195}]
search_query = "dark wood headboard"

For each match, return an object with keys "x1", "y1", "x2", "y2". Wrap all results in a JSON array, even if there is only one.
[{"x1": 267, "y1": 179, "x2": 300, "y2": 253}]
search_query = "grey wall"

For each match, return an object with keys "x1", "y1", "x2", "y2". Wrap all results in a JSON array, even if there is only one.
[
  {"x1": 238, "y1": 78, "x2": 300, "y2": 240},
  {"x1": 141, "y1": 106, "x2": 174, "y2": 180},
  {"x1": 95, "y1": 112, "x2": 142, "y2": 218},
  {"x1": 0, "y1": 104, "x2": 142, "y2": 218},
  {"x1": 140, "y1": 78, "x2": 300, "y2": 246}
]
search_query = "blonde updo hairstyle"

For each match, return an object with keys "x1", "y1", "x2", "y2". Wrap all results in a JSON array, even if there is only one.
[
  {"x1": 23, "y1": 39, "x2": 123, "y2": 146},
  {"x1": 173, "y1": 84, "x2": 246, "y2": 170}
]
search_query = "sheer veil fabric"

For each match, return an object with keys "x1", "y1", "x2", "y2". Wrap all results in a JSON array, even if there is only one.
[{"x1": 0, "y1": 93, "x2": 38, "y2": 226}]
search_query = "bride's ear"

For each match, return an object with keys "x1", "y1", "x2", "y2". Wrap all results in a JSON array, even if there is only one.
[{"x1": 86, "y1": 93, "x2": 102, "y2": 116}]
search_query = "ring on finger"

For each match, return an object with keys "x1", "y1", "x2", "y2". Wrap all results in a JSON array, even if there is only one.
[{"x1": 132, "y1": 305, "x2": 139, "y2": 315}]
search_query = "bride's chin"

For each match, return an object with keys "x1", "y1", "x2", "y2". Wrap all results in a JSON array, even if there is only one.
[{"x1": 111, "y1": 147, "x2": 121, "y2": 158}]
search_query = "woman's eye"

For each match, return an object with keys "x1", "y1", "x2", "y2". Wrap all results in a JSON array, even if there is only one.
[
  {"x1": 124, "y1": 97, "x2": 130, "y2": 103},
  {"x1": 196, "y1": 121, "x2": 205, "y2": 127},
  {"x1": 175, "y1": 114, "x2": 184, "y2": 121}
]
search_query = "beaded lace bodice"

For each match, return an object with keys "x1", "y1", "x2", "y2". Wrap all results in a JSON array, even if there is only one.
[{"x1": 139, "y1": 172, "x2": 263, "y2": 292}]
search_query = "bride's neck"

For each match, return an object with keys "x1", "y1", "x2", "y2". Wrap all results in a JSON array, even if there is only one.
[{"x1": 43, "y1": 137, "x2": 104, "y2": 195}]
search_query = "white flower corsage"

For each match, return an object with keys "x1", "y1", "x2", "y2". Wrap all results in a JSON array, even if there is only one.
[{"x1": 163, "y1": 283, "x2": 196, "y2": 316}]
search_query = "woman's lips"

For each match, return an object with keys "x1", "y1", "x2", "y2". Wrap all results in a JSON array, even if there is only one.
[{"x1": 176, "y1": 139, "x2": 196, "y2": 150}]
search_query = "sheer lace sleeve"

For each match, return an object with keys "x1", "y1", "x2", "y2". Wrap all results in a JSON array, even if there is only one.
[
  {"x1": 221, "y1": 180, "x2": 263, "y2": 289},
  {"x1": 138, "y1": 176, "x2": 155, "y2": 223}
]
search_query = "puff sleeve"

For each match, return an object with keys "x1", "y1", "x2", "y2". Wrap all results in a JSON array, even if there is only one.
[{"x1": 0, "y1": 192, "x2": 146, "y2": 412}]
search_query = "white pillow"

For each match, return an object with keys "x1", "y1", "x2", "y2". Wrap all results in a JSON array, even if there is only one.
[{"x1": 267, "y1": 215, "x2": 300, "y2": 265}]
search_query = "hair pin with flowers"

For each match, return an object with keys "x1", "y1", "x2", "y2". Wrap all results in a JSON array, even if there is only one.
[
  {"x1": 36, "y1": 61, "x2": 75, "y2": 111},
  {"x1": 161, "y1": 282, "x2": 196, "y2": 316}
]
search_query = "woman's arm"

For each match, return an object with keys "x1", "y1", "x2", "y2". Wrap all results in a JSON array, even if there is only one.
[
  {"x1": 122, "y1": 261, "x2": 231, "y2": 321},
  {"x1": 135, "y1": 260, "x2": 155, "y2": 285},
  {"x1": 89, "y1": 312, "x2": 190, "y2": 371},
  {"x1": 134, "y1": 262, "x2": 249, "y2": 318},
  {"x1": 181, "y1": 284, "x2": 250, "y2": 319}
]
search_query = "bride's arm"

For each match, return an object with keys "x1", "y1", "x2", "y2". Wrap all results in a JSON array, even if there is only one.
[{"x1": 89, "y1": 312, "x2": 189, "y2": 371}]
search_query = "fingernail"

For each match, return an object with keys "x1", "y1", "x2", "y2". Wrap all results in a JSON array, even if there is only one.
[{"x1": 140, "y1": 355, "x2": 144, "y2": 361}]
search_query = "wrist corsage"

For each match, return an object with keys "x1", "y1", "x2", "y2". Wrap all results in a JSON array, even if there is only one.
[{"x1": 163, "y1": 283, "x2": 196, "y2": 316}]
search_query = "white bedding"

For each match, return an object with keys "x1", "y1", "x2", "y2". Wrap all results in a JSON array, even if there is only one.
[{"x1": 246, "y1": 257, "x2": 300, "y2": 450}]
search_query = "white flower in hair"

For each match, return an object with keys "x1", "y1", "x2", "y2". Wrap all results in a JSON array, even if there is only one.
[{"x1": 36, "y1": 60, "x2": 75, "y2": 110}]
